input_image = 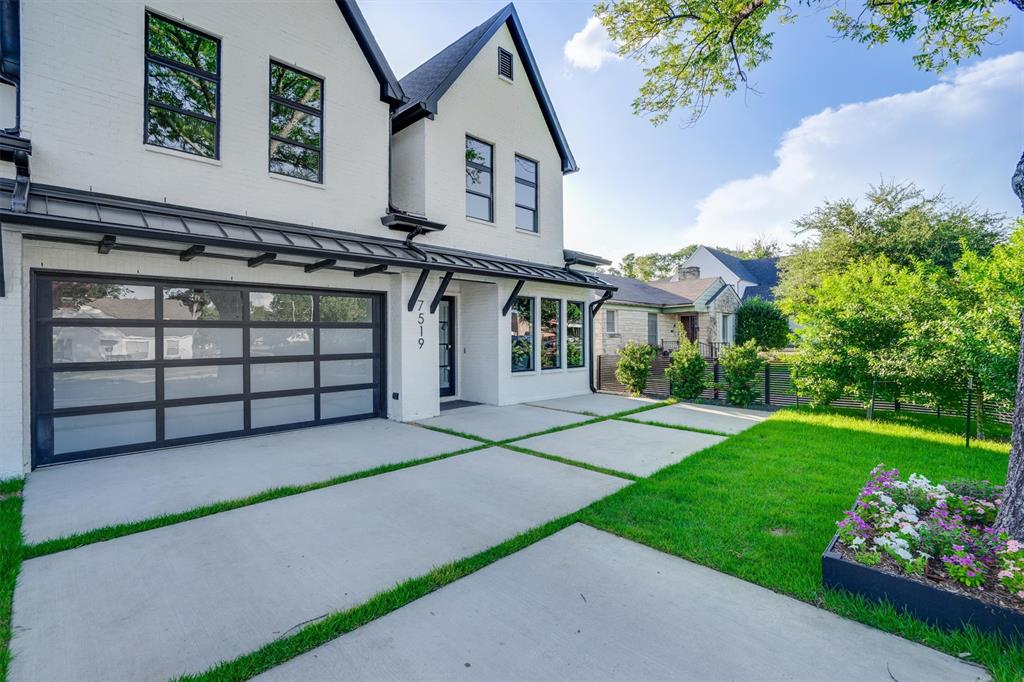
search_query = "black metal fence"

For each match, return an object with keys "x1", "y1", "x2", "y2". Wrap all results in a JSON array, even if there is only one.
[{"x1": 596, "y1": 355, "x2": 1014, "y2": 425}]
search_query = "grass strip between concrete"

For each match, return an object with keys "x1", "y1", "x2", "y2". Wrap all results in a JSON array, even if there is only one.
[
  {"x1": 0, "y1": 478, "x2": 24, "y2": 682},
  {"x1": 614, "y1": 416, "x2": 731, "y2": 438},
  {"x1": 499, "y1": 444, "x2": 641, "y2": 482}
]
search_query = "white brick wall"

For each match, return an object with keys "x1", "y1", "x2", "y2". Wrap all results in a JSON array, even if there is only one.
[
  {"x1": 391, "y1": 24, "x2": 566, "y2": 266},
  {"x1": 0, "y1": 227, "x2": 24, "y2": 477},
  {"x1": 19, "y1": 0, "x2": 390, "y2": 233}
]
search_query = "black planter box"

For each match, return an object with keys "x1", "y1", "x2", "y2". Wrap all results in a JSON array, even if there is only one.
[{"x1": 822, "y1": 534, "x2": 1024, "y2": 641}]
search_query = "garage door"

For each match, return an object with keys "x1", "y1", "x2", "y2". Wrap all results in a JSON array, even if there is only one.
[{"x1": 31, "y1": 273, "x2": 385, "y2": 467}]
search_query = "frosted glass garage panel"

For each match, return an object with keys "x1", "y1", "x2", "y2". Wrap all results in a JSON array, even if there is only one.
[
  {"x1": 250, "y1": 328, "x2": 313, "y2": 356},
  {"x1": 320, "y1": 328, "x2": 373, "y2": 355},
  {"x1": 320, "y1": 359, "x2": 373, "y2": 387},
  {"x1": 251, "y1": 394, "x2": 314, "y2": 428},
  {"x1": 52, "y1": 327, "x2": 156, "y2": 363},
  {"x1": 164, "y1": 328, "x2": 242, "y2": 359},
  {"x1": 250, "y1": 362, "x2": 313, "y2": 393},
  {"x1": 321, "y1": 389, "x2": 374, "y2": 419},
  {"x1": 53, "y1": 410, "x2": 155, "y2": 455},
  {"x1": 53, "y1": 368, "x2": 155, "y2": 408},
  {"x1": 165, "y1": 402, "x2": 243, "y2": 440},
  {"x1": 165, "y1": 365, "x2": 243, "y2": 400}
]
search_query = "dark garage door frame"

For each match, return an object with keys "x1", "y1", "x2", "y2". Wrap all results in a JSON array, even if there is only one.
[{"x1": 30, "y1": 270, "x2": 387, "y2": 467}]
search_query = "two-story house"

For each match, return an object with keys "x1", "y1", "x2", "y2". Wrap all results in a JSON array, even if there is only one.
[{"x1": 0, "y1": 0, "x2": 615, "y2": 475}]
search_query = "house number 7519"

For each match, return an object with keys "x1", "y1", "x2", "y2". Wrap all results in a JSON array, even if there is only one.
[{"x1": 416, "y1": 299, "x2": 425, "y2": 348}]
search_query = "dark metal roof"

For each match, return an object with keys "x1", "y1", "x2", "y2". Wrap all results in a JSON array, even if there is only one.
[
  {"x1": 393, "y1": 4, "x2": 578, "y2": 174},
  {"x1": 598, "y1": 274, "x2": 690, "y2": 306},
  {"x1": 563, "y1": 249, "x2": 611, "y2": 267},
  {"x1": 0, "y1": 182, "x2": 614, "y2": 290},
  {"x1": 335, "y1": 0, "x2": 404, "y2": 105}
]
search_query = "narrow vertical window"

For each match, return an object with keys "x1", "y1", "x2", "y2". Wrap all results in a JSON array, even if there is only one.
[
  {"x1": 605, "y1": 309, "x2": 617, "y2": 334},
  {"x1": 515, "y1": 155, "x2": 538, "y2": 232},
  {"x1": 567, "y1": 301, "x2": 584, "y2": 368},
  {"x1": 466, "y1": 136, "x2": 493, "y2": 221},
  {"x1": 541, "y1": 298, "x2": 560, "y2": 369},
  {"x1": 510, "y1": 296, "x2": 533, "y2": 372},
  {"x1": 145, "y1": 13, "x2": 220, "y2": 158},
  {"x1": 269, "y1": 62, "x2": 323, "y2": 183},
  {"x1": 498, "y1": 47, "x2": 514, "y2": 80},
  {"x1": 647, "y1": 312, "x2": 658, "y2": 346}
]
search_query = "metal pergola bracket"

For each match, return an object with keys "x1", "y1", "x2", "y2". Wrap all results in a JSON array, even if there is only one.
[
  {"x1": 407, "y1": 269, "x2": 429, "y2": 312},
  {"x1": 179, "y1": 245, "x2": 205, "y2": 262},
  {"x1": 97, "y1": 235, "x2": 116, "y2": 254},
  {"x1": 247, "y1": 252, "x2": 276, "y2": 268},
  {"x1": 353, "y1": 263, "x2": 387, "y2": 278},
  {"x1": 304, "y1": 258, "x2": 336, "y2": 274},
  {"x1": 429, "y1": 271, "x2": 454, "y2": 314},
  {"x1": 589, "y1": 289, "x2": 613, "y2": 315},
  {"x1": 501, "y1": 279, "x2": 526, "y2": 316}
]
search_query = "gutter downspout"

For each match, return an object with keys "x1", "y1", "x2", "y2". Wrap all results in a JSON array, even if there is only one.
[{"x1": 588, "y1": 290, "x2": 613, "y2": 393}]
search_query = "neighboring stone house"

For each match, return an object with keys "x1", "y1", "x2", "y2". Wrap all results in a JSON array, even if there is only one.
[
  {"x1": 593, "y1": 272, "x2": 741, "y2": 358},
  {"x1": 678, "y1": 246, "x2": 780, "y2": 301}
]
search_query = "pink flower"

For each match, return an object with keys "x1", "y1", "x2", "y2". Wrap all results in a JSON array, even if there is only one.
[{"x1": 1006, "y1": 539, "x2": 1022, "y2": 553}]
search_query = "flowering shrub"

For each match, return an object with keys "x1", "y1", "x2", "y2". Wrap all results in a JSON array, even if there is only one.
[{"x1": 836, "y1": 465, "x2": 1017, "y2": 602}]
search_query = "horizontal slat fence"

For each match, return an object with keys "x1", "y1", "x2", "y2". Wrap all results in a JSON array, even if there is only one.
[{"x1": 597, "y1": 355, "x2": 1013, "y2": 425}]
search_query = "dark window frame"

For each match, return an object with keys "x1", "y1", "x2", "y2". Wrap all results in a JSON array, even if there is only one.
[
  {"x1": 30, "y1": 270, "x2": 385, "y2": 468},
  {"x1": 498, "y1": 47, "x2": 514, "y2": 80},
  {"x1": 510, "y1": 295, "x2": 534, "y2": 373},
  {"x1": 268, "y1": 60, "x2": 325, "y2": 184},
  {"x1": 466, "y1": 135, "x2": 494, "y2": 222},
  {"x1": 514, "y1": 154, "x2": 538, "y2": 232},
  {"x1": 540, "y1": 297, "x2": 561, "y2": 370},
  {"x1": 567, "y1": 300, "x2": 585, "y2": 368},
  {"x1": 143, "y1": 11, "x2": 221, "y2": 159}
]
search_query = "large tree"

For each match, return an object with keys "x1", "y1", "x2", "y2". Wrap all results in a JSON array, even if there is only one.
[
  {"x1": 595, "y1": 0, "x2": 1024, "y2": 537},
  {"x1": 777, "y1": 182, "x2": 1006, "y2": 311}
]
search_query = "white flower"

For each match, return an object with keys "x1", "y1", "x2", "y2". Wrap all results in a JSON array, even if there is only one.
[{"x1": 879, "y1": 494, "x2": 895, "y2": 507}]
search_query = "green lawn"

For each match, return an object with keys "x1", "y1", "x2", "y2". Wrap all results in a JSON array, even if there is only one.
[{"x1": 581, "y1": 406, "x2": 1022, "y2": 681}]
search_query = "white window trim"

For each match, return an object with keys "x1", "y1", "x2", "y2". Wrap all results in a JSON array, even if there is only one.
[{"x1": 605, "y1": 309, "x2": 617, "y2": 334}]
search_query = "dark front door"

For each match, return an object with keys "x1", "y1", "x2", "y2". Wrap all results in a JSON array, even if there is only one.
[
  {"x1": 438, "y1": 296, "x2": 455, "y2": 397},
  {"x1": 680, "y1": 315, "x2": 698, "y2": 342}
]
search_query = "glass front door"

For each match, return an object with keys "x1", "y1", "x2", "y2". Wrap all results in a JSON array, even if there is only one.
[{"x1": 438, "y1": 297, "x2": 455, "y2": 397}]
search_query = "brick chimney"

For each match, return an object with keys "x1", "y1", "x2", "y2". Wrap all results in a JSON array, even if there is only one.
[{"x1": 675, "y1": 266, "x2": 700, "y2": 281}]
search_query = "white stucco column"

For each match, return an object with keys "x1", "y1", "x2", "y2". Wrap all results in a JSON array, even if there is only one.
[
  {"x1": 387, "y1": 269, "x2": 440, "y2": 421},
  {"x1": 0, "y1": 225, "x2": 25, "y2": 477}
]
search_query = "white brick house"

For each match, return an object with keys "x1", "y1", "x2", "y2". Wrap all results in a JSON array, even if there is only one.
[{"x1": 0, "y1": 1, "x2": 615, "y2": 474}]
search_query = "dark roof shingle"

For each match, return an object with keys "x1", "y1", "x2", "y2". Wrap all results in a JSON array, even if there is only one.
[{"x1": 601, "y1": 274, "x2": 691, "y2": 306}]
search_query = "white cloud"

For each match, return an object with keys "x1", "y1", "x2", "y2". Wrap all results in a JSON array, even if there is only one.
[
  {"x1": 682, "y1": 52, "x2": 1024, "y2": 249},
  {"x1": 564, "y1": 17, "x2": 619, "y2": 70}
]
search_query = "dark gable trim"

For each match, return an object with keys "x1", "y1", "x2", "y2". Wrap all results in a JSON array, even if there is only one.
[
  {"x1": 393, "y1": 4, "x2": 578, "y2": 174},
  {"x1": 334, "y1": 0, "x2": 404, "y2": 105}
]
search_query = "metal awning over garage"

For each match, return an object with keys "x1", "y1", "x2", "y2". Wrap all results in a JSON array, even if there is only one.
[{"x1": 0, "y1": 181, "x2": 615, "y2": 292}]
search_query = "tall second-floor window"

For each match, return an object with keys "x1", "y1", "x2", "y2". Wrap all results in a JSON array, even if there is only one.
[
  {"x1": 466, "y1": 136, "x2": 493, "y2": 222},
  {"x1": 269, "y1": 62, "x2": 323, "y2": 183},
  {"x1": 145, "y1": 13, "x2": 220, "y2": 158},
  {"x1": 515, "y1": 156, "x2": 538, "y2": 231}
]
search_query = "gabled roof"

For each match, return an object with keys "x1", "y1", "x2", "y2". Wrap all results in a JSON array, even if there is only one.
[
  {"x1": 600, "y1": 274, "x2": 691, "y2": 307},
  {"x1": 393, "y1": 4, "x2": 578, "y2": 174},
  {"x1": 649, "y1": 276, "x2": 722, "y2": 302},
  {"x1": 335, "y1": 0, "x2": 404, "y2": 104},
  {"x1": 703, "y1": 246, "x2": 780, "y2": 290}
]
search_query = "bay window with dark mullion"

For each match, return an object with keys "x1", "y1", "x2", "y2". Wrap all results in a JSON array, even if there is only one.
[
  {"x1": 466, "y1": 136, "x2": 493, "y2": 221},
  {"x1": 269, "y1": 61, "x2": 324, "y2": 183},
  {"x1": 144, "y1": 12, "x2": 220, "y2": 159},
  {"x1": 515, "y1": 155, "x2": 538, "y2": 232},
  {"x1": 540, "y1": 298, "x2": 560, "y2": 369}
]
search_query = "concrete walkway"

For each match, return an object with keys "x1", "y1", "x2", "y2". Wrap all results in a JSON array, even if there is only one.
[
  {"x1": 260, "y1": 524, "x2": 988, "y2": 682},
  {"x1": 10, "y1": 450, "x2": 629, "y2": 682},
  {"x1": 514, "y1": 419, "x2": 724, "y2": 476},
  {"x1": 629, "y1": 401, "x2": 770, "y2": 434},
  {"x1": 527, "y1": 393, "x2": 654, "y2": 416},
  {"x1": 417, "y1": 403, "x2": 588, "y2": 441},
  {"x1": 22, "y1": 419, "x2": 475, "y2": 543}
]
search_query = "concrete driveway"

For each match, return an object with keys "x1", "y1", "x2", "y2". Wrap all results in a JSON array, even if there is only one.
[{"x1": 260, "y1": 524, "x2": 987, "y2": 682}]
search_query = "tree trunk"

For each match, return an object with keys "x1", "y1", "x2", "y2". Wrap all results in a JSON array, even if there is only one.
[
  {"x1": 976, "y1": 387, "x2": 985, "y2": 440},
  {"x1": 996, "y1": 309, "x2": 1024, "y2": 540}
]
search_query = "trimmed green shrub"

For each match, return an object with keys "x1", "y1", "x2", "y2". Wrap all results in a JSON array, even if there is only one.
[
  {"x1": 665, "y1": 334, "x2": 707, "y2": 400},
  {"x1": 616, "y1": 342, "x2": 657, "y2": 397},
  {"x1": 735, "y1": 297, "x2": 789, "y2": 350},
  {"x1": 718, "y1": 340, "x2": 762, "y2": 406}
]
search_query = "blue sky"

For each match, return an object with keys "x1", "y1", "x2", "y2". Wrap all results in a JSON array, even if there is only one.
[{"x1": 360, "y1": 1, "x2": 1024, "y2": 264}]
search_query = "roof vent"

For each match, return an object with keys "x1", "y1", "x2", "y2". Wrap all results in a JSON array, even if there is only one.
[{"x1": 498, "y1": 47, "x2": 513, "y2": 80}]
